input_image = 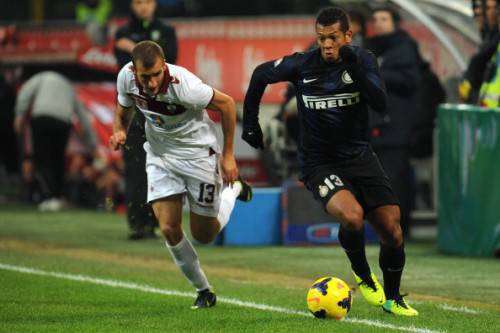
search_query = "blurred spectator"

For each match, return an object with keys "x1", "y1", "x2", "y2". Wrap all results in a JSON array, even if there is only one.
[
  {"x1": 156, "y1": 0, "x2": 186, "y2": 17},
  {"x1": 66, "y1": 153, "x2": 99, "y2": 208},
  {"x1": 459, "y1": 0, "x2": 499, "y2": 103},
  {"x1": 19, "y1": 156, "x2": 42, "y2": 204},
  {"x1": 478, "y1": 43, "x2": 500, "y2": 107},
  {"x1": 0, "y1": 68, "x2": 18, "y2": 179},
  {"x1": 14, "y1": 71, "x2": 97, "y2": 212},
  {"x1": 114, "y1": 0, "x2": 178, "y2": 240},
  {"x1": 96, "y1": 163, "x2": 125, "y2": 210},
  {"x1": 348, "y1": 9, "x2": 367, "y2": 47},
  {"x1": 365, "y1": 5, "x2": 421, "y2": 239},
  {"x1": 473, "y1": 0, "x2": 499, "y2": 42},
  {"x1": 114, "y1": 0, "x2": 177, "y2": 67},
  {"x1": 409, "y1": 60, "x2": 446, "y2": 158},
  {"x1": 76, "y1": 0, "x2": 112, "y2": 45}
]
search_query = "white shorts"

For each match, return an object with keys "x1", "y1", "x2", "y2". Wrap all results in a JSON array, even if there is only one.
[{"x1": 145, "y1": 143, "x2": 222, "y2": 217}]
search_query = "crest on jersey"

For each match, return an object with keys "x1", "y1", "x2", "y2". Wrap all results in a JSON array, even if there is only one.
[
  {"x1": 274, "y1": 58, "x2": 283, "y2": 67},
  {"x1": 319, "y1": 185, "x2": 329, "y2": 198},
  {"x1": 151, "y1": 30, "x2": 161, "y2": 41},
  {"x1": 342, "y1": 70, "x2": 353, "y2": 84}
]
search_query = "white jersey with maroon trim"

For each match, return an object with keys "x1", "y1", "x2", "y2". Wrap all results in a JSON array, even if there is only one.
[{"x1": 116, "y1": 61, "x2": 219, "y2": 159}]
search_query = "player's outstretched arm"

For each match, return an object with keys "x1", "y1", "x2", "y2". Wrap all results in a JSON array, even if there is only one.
[
  {"x1": 243, "y1": 57, "x2": 297, "y2": 149},
  {"x1": 109, "y1": 103, "x2": 133, "y2": 151},
  {"x1": 242, "y1": 62, "x2": 274, "y2": 149},
  {"x1": 207, "y1": 89, "x2": 238, "y2": 184}
]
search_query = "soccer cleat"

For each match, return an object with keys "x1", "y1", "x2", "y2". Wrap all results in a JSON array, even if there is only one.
[
  {"x1": 235, "y1": 176, "x2": 252, "y2": 202},
  {"x1": 191, "y1": 289, "x2": 217, "y2": 309},
  {"x1": 353, "y1": 271, "x2": 386, "y2": 306},
  {"x1": 383, "y1": 295, "x2": 419, "y2": 316}
]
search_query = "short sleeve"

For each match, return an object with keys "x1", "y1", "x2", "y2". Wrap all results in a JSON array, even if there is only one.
[
  {"x1": 177, "y1": 67, "x2": 214, "y2": 109},
  {"x1": 116, "y1": 64, "x2": 134, "y2": 108}
]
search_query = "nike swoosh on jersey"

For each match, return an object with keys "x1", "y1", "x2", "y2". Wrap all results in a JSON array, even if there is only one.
[{"x1": 303, "y1": 78, "x2": 318, "y2": 84}]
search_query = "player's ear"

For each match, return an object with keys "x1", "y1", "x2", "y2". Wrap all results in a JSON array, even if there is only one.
[{"x1": 345, "y1": 30, "x2": 353, "y2": 43}]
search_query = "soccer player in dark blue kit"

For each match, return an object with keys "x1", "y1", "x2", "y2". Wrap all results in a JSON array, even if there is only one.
[{"x1": 242, "y1": 7, "x2": 418, "y2": 316}]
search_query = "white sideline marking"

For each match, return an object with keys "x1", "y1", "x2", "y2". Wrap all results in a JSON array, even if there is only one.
[
  {"x1": 437, "y1": 304, "x2": 481, "y2": 314},
  {"x1": 408, "y1": 300, "x2": 482, "y2": 315},
  {"x1": 0, "y1": 263, "x2": 444, "y2": 333}
]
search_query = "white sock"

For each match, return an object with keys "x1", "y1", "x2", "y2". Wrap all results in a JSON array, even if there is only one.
[
  {"x1": 165, "y1": 234, "x2": 210, "y2": 292},
  {"x1": 217, "y1": 182, "x2": 242, "y2": 230}
]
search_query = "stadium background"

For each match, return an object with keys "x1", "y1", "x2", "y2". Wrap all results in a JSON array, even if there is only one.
[{"x1": 0, "y1": 1, "x2": 499, "y2": 332}]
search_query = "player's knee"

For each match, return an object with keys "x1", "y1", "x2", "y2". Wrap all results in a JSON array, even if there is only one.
[
  {"x1": 192, "y1": 232, "x2": 216, "y2": 245},
  {"x1": 383, "y1": 216, "x2": 403, "y2": 247},
  {"x1": 159, "y1": 223, "x2": 181, "y2": 239},
  {"x1": 339, "y1": 207, "x2": 364, "y2": 231}
]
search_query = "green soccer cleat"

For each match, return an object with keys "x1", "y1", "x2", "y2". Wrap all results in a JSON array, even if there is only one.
[
  {"x1": 353, "y1": 271, "x2": 386, "y2": 306},
  {"x1": 383, "y1": 295, "x2": 419, "y2": 316},
  {"x1": 235, "y1": 176, "x2": 252, "y2": 202}
]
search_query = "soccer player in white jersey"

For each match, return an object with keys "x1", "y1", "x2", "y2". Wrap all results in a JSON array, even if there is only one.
[{"x1": 110, "y1": 40, "x2": 252, "y2": 309}]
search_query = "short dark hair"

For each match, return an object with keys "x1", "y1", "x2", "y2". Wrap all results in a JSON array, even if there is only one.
[
  {"x1": 372, "y1": 5, "x2": 401, "y2": 26},
  {"x1": 316, "y1": 7, "x2": 350, "y2": 32},
  {"x1": 132, "y1": 41, "x2": 165, "y2": 68}
]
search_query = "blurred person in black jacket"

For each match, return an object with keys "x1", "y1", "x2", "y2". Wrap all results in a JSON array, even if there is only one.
[
  {"x1": 114, "y1": 0, "x2": 178, "y2": 240},
  {"x1": 0, "y1": 69, "x2": 18, "y2": 179},
  {"x1": 365, "y1": 5, "x2": 421, "y2": 239}
]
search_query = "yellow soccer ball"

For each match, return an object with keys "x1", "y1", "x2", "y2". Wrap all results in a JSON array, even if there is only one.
[{"x1": 307, "y1": 276, "x2": 352, "y2": 320}]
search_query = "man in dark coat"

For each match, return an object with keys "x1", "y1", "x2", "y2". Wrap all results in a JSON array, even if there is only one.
[
  {"x1": 114, "y1": 0, "x2": 178, "y2": 240},
  {"x1": 365, "y1": 5, "x2": 421, "y2": 238}
]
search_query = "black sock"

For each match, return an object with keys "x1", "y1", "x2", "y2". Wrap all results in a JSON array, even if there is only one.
[
  {"x1": 379, "y1": 243, "x2": 405, "y2": 300},
  {"x1": 338, "y1": 225, "x2": 371, "y2": 281}
]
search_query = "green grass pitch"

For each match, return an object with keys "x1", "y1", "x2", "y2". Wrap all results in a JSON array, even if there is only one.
[{"x1": 0, "y1": 204, "x2": 499, "y2": 332}]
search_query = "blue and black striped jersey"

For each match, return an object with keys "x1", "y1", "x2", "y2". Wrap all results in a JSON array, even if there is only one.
[{"x1": 244, "y1": 46, "x2": 387, "y2": 178}]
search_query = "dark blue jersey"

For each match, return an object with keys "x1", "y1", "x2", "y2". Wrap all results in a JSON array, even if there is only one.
[{"x1": 243, "y1": 46, "x2": 386, "y2": 178}]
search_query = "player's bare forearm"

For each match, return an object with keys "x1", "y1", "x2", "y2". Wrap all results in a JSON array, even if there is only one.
[
  {"x1": 113, "y1": 103, "x2": 133, "y2": 133},
  {"x1": 110, "y1": 103, "x2": 133, "y2": 150},
  {"x1": 207, "y1": 89, "x2": 238, "y2": 183},
  {"x1": 207, "y1": 89, "x2": 236, "y2": 157}
]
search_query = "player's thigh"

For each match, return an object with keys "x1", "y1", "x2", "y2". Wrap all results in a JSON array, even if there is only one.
[
  {"x1": 304, "y1": 168, "x2": 364, "y2": 229},
  {"x1": 151, "y1": 194, "x2": 184, "y2": 231},
  {"x1": 189, "y1": 212, "x2": 220, "y2": 244},
  {"x1": 145, "y1": 142, "x2": 186, "y2": 214},
  {"x1": 366, "y1": 204, "x2": 402, "y2": 246},
  {"x1": 326, "y1": 190, "x2": 364, "y2": 230},
  {"x1": 183, "y1": 154, "x2": 222, "y2": 220}
]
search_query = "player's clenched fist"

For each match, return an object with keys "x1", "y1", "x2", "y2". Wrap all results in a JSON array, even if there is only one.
[
  {"x1": 339, "y1": 45, "x2": 358, "y2": 65},
  {"x1": 109, "y1": 131, "x2": 127, "y2": 150},
  {"x1": 220, "y1": 153, "x2": 238, "y2": 185}
]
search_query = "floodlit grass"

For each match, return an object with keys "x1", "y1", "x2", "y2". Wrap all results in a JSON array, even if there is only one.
[{"x1": 0, "y1": 204, "x2": 499, "y2": 332}]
